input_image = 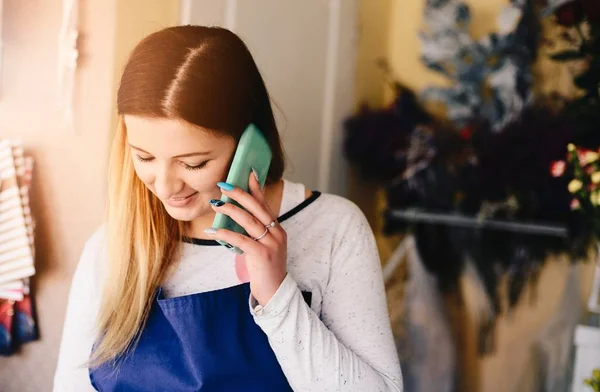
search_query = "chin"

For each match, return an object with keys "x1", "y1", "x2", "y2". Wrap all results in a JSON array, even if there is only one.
[{"x1": 162, "y1": 203, "x2": 208, "y2": 222}]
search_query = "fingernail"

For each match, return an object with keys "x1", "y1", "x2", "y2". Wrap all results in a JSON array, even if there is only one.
[
  {"x1": 217, "y1": 182, "x2": 234, "y2": 191},
  {"x1": 252, "y1": 168, "x2": 259, "y2": 182},
  {"x1": 209, "y1": 199, "x2": 225, "y2": 207},
  {"x1": 204, "y1": 228, "x2": 217, "y2": 235}
]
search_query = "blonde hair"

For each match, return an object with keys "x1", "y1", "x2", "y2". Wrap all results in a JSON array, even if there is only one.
[
  {"x1": 90, "y1": 25, "x2": 285, "y2": 367},
  {"x1": 90, "y1": 117, "x2": 184, "y2": 366}
]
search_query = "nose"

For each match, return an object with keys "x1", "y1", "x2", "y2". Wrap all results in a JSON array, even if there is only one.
[{"x1": 153, "y1": 164, "x2": 184, "y2": 200}]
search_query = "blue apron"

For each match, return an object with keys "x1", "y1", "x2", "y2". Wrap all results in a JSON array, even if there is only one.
[{"x1": 89, "y1": 282, "x2": 294, "y2": 391}]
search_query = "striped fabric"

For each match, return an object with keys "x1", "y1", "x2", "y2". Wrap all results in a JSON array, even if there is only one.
[{"x1": 0, "y1": 141, "x2": 35, "y2": 301}]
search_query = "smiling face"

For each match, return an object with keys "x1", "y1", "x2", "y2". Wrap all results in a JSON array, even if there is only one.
[{"x1": 125, "y1": 115, "x2": 236, "y2": 222}]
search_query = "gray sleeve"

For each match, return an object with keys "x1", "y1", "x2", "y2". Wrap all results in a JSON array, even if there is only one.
[{"x1": 251, "y1": 206, "x2": 403, "y2": 391}]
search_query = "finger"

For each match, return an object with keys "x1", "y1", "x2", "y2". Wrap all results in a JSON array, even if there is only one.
[
  {"x1": 247, "y1": 171, "x2": 283, "y2": 235},
  {"x1": 249, "y1": 169, "x2": 268, "y2": 206},
  {"x1": 248, "y1": 170, "x2": 286, "y2": 242},
  {"x1": 248, "y1": 172, "x2": 287, "y2": 239},
  {"x1": 249, "y1": 173, "x2": 289, "y2": 245},
  {"x1": 217, "y1": 181, "x2": 274, "y2": 226},
  {"x1": 210, "y1": 200, "x2": 277, "y2": 246},
  {"x1": 204, "y1": 227, "x2": 268, "y2": 256}
]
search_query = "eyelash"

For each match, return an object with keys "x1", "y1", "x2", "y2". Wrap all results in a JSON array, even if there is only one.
[
  {"x1": 183, "y1": 161, "x2": 208, "y2": 171},
  {"x1": 135, "y1": 155, "x2": 208, "y2": 171},
  {"x1": 136, "y1": 155, "x2": 153, "y2": 163}
]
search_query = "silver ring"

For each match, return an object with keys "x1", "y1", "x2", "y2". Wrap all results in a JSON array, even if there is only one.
[
  {"x1": 253, "y1": 227, "x2": 269, "y2": 242},
  {"x1": 265, "y1": 220, "x2": 277, "y2": 228}
]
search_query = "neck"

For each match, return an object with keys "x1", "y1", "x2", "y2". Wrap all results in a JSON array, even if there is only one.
[{"x1": 187, "y1": 179, "x2": 284, "y2": 239}]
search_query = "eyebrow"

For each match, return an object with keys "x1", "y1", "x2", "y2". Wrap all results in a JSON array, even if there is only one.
[{"x1": 128, "y1": 143, "x2": 211, "y2": 158}]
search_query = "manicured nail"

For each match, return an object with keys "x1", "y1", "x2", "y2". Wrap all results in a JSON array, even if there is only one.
[
  {"x1": 217, "y1": 182, "x2": 234, "y2": 191},
  {"x1": 252, "y1": 168, "x2": 259, "y2": 182},
  {"x1": 209, "y1": 199, "x2": 225, "y2": 207},
  {"x1": 204, "y1": 228, "x2": 217, "y2": 235}
]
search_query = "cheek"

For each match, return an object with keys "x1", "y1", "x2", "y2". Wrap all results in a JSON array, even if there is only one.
[
  {"x1": 132, "y1": 163, "x2": 154, "y2": 188},
  {"x1": 186, "y1": 161, "x2": 231, "y2": 192}
]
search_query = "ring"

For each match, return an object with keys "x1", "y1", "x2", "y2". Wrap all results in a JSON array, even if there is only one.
[
  {"x1": 253, "y1": 227, "x2": 269, "y2": 242},
  {"x1": 265, "y1": 220, "x2": 277, "y2": 228}
]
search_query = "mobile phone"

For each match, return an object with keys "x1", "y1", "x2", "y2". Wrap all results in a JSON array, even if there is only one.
[{"x1": 211, "y1": 123, "x2": 272, "y2": 254}]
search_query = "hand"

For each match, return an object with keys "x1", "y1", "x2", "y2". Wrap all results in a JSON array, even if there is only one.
[{"x1": 204, "y1": 172, "x2": 287, "y2": 306}]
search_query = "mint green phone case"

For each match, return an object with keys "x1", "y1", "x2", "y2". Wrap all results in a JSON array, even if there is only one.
[{"x1": 212, "y1": 123, "x2": 272, "y2": 254}]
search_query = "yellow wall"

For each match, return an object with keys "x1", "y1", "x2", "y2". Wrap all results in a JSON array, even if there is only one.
[{"x1": 354, "y1": 0, "x2": 394, "y2": 109}]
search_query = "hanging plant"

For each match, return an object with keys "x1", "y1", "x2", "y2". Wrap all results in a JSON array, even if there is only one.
[{"x1": 419, "y1": 0, "x2": 539, "y2": 132}]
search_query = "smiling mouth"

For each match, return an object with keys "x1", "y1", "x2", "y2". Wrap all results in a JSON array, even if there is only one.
[{"x1": 168, "y1": 192, "x2": 198, "y2": 201}]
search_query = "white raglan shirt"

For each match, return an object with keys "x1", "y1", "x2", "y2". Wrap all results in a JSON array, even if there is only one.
[{"x1": 53, "y1": 180, "x2": 403, "y2": 391}]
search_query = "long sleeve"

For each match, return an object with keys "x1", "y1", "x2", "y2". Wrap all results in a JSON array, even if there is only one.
[
  {"x1": 53, "y1": 229, "x2": 104, "y2": 392},
  {"x1": 251, "y1": 204, "x2": 403, "y2": 391}
]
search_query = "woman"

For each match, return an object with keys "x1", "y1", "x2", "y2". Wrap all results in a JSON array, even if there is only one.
[{"x1": 53, "y1": 25, "x2": 402, "y2": 391}]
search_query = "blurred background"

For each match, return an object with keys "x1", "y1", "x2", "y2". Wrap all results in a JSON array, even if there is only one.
[{"x1": 0, "y1": 0, "x2": 599, "y2": 391}]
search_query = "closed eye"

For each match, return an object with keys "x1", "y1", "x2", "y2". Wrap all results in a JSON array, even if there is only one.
[
  {"x1": 134, "y1": 153, "x2": 207, "y2": 171},
  {"x1": 182, "y1": 161, "x2": 208, "y2": 171},
  {"x1": 135, "y1": 154, "x2": 154, "y2": 163}
]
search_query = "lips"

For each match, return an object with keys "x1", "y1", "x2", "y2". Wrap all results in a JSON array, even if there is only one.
[
  {"x1": 164, "y1": 192, "x2": 198, "y2": 208},
  {"x1": 170, "y1": 193, "x2": 196, "y2": 201}
]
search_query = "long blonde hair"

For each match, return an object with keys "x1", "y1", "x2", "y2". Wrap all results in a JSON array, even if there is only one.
[
  {"x1": 91, "y1": 25, "x2": 285, "y2": 366},
  {"x1": 91, "y1": 116, "x2": 183, "y2": 365}
]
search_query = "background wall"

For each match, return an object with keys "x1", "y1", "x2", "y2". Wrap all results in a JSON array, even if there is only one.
[
  {"x1": 0, "y1": 0, "x2": 116, "y2": 389},
  {"x1": 0, "y1": 1, "x2": 179, "y2": 390}
]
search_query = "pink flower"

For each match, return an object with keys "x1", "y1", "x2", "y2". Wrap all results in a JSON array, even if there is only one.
[
  {"x1": 571, "y1": 199, "x2": 581, "y2": 210},
  {"x1": 551, "y1": 161, "x2": 566, "y2": 177}
]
